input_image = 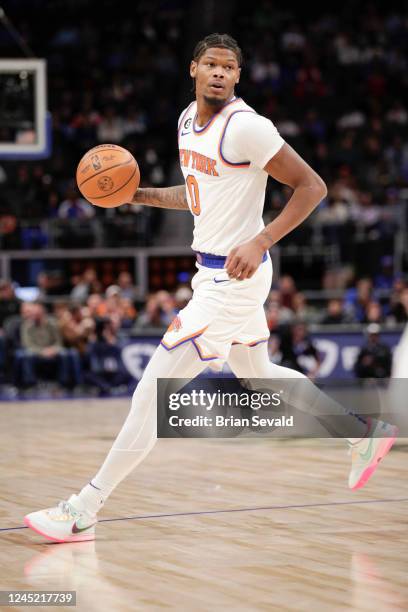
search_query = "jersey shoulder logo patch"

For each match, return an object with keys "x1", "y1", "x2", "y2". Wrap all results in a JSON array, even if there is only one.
[{"x1": 181, "y1": 117, "x2": 192, "y2": 136}]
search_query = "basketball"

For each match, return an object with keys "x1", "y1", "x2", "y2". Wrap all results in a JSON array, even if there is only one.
[{"x1": 76, "y1": 144, "x2": 140, "y2": 208}]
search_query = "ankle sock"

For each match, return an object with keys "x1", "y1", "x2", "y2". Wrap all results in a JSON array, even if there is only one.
[{"x1": 75, "y1": 482, "x2": 105, "y2": 516}]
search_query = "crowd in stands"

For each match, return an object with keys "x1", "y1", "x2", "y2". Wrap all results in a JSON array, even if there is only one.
[
  {"x1": 0, "y1": 1, "x2": 407, "y2": 391},
  {"x1": 238, "y1": 3, "x2": 408, "y2": 282},
  {"x1": 0, "y1": 264, "x2": 404, "y2": 393},
  {"x1": 0, "y1": 2, "x2": 406, "y2": 284},
  {"x1": 0, "y1": 268, "x2": 196, "y2": 395},
  {"x1": 265, "y1": 271, "x2": 408, "y2": 329}
]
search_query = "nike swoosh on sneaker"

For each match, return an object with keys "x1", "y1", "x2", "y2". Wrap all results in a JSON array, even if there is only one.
[
  {"x1": 72, "y1": 521, "x2": 96, "y2": 534},
  {"x1": 359, "y1": 437, "x2": 374, "y2": 461}
]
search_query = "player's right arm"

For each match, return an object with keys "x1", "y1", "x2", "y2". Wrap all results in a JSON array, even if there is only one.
[
  {"x1": 130, "y1": 106, "x2": 193, "y2": 211},
  {"x1": 131, "y1": 185, "x2": 189, "y2": 211}
]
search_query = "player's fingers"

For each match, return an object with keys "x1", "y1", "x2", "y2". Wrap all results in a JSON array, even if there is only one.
[
  {"x1": 246, "y1": 265, "x2": 257, "y2": 279},
  {"x1": 232, "y1": 262, "x2": 249, "y2": 280},
  {"x1": 225, "y1": 259, "x2": 237, "y2": 274},
  {"x1": 241, "y1": 267, "x2": 255, "y2": 280},
  {"x1": 233, "y1": 263, "x2": 247, "y2": 280},
  {"x1": 226, "y1": 255, "x2": 241, "y2": 276},
  {"x1": 224, "y1": 248, "x2": 237, "y2": 269},
  {"x1": 230, "y1": 261, "x2": 247, "y2": 278}
]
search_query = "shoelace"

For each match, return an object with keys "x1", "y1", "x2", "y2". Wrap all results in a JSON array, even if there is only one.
[
  {"x1": 48, "y1": 501, "x2": 79, "y2": 520},
  {"x1": 59, "y1": 501, "x2": 76, "y2": 516}
]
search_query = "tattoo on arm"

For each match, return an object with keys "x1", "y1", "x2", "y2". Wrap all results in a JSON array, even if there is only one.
[{"x1": 131, "y1": 185, "x2": 189, "y2": 211}]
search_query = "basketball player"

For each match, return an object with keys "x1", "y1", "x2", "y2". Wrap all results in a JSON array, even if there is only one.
[{"x1": 24, "y1": 34, "x2": 397, "y2": 542}]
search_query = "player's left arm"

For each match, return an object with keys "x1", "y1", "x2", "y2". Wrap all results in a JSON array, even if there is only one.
[{"x1": 225, "y1": 143, "x2": 327, "y2": 280}]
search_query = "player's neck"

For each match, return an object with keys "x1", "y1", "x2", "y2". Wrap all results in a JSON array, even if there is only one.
[{"x1": 195, "y1": 94, "x2": 236, "y2": 127}]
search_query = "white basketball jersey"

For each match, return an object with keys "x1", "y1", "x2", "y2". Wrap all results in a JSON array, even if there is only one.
[{"x1": 178, "y1": 97, "x2": 283, "y2": 256}]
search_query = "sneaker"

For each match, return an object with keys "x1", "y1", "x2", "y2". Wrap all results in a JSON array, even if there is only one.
[
  {"x1": 24, "y1": 495, "x2": 97, "y2": 543},
  {"x1": 348, "y1": 419, "x2": 398, "y2": 490}
]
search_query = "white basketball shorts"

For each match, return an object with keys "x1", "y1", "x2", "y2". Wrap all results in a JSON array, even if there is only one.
[{"x1": 161, "y1": 254, "x2": 273, "y2": 371}]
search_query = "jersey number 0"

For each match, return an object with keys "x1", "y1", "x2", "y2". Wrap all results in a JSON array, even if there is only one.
[{"x1": 186, "y1": 175, "x2": 201, "y2": 216}]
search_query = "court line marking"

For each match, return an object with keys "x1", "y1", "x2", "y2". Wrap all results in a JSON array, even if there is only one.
[{"x1": 1, "y1": 497, "x2": 407, "y2": 533}]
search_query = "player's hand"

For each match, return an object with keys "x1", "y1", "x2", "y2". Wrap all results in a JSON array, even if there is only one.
[{"x1": 224, "y1": 238, "x2": 266, "y2": 280}]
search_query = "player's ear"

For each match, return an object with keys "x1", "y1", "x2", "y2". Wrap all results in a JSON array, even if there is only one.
[
  {"x1": 190, "y1": 61, "x2": 197, "y2": 78},
  {"x1": 235, "y1": 67, "x2": 241, "y2": 84}
]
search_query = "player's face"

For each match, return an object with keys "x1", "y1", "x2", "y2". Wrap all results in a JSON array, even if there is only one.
[{"x1": 190, "y1": 47, "x2": 241, "y2": 106}]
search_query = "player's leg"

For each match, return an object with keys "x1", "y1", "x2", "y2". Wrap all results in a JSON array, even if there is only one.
[
  {"x1": 77, "y1": 341, "x2": 207, "y2": 509},
  {"x1": 227, "y1": 342, "x2": 397, "y2": 489},
  {"x1": 227, "y1": 341, "x2": 370, "y2": 437},
  {"x1": 391, "y1": 323, "x2": 408, "y2": 377},
  {"x1": 24, "y1": 341, "x2": 207, "y2": 542}
]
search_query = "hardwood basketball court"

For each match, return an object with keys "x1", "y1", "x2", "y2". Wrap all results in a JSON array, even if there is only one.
[{"x1": 0, "y1": 399, "x2": 407, "y2": 611}]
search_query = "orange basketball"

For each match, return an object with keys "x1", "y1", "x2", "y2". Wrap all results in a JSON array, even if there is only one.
[{"x1": 76, "y1": 144, "x2": 140, "y2": 208}]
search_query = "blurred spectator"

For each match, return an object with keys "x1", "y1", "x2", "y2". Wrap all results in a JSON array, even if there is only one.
[
  {"x1": 36, "y1": 272, "x2": 53, "y2": 301},
  {"x1": 105, "y1": 285, "x2": 121, "y2": 300},
  {"x1": 278, "y1": 322, "x2": 321, "y2": 378},
  {"x1": 57, "y1": 187, "x2": 95, "y2": 220},
  {"x1": 70, "y1": 268, "x2": 101, "y2": 303},
  {"x1": 344, "y1": 278, "x2": 374, "y2": 322},
  {"x1": 119, "y1": 298, "x2": 138, "y2": 329},
  {"x1": 321, "y1": 299, "x2": 355, "y2": 325},
  {"x1": 15, "y1": 302, "x2": 81, "y2": 388},
  {"x1": 117, "y1": 272, "x2": 138, "y2": 302},
  {"x1": 278, "y1": 276, "x2": 297, "y2": 310},
  {"x1": 85, "y1": 318, "x2": 131, "y2": 396},
  {"x1": 267, "y1": 333, "x2": 282, "y2": 364},
  {"x1": 374, "y1": 255, "x2": 396, "y2": 290},
  {"x1": 362, "y1": 301, "x2": 384, "y2": 325},
  {"x1": 390, "y1": 288, "x2": 408, "y2": 323},
  {"x1": 352, "y1": 191, "x2": 381, "y2": 235},
  {"x1": 87, "y1": 293, "x2": 104, "y2": 318},
  {"x1": 134, "y1": 293, "x2": 171, "y2": 330},
  {"x1": 97, "y1": 107, "x2": 125, "y2": 143},
  {"x1": 265, "y1": 289, "x2": 294, "y2": 331},
  {"x1": 174, "y1": 286, "x2": 193, "y2": 311},
  {"x1": 58, "y1": 303, "x2": 95, "y2": 353},
  {"x1": 292, "y1": 292, "x2": 317, "y2": 323},
  {"x1": 354, "y1": 324, "x2": 392, "y2": 378},
  {"x1": 155, "y1": 290, "x2": 177, "y2": 326},
  {"x1": 97, "y1": 285, "x2": 137, "y2": 329},
  {"x1": 322, "y1": 266, "x2": 354, "y2": 291},
  {"x1": 316, "y1": 197, "x2": 350, "y2": 228},
  {"x1": 0, "y1": 281, "x2": 20, "y2": 327}
]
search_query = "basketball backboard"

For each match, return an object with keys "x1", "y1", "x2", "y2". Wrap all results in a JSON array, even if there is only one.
[{"x1": 0, "y1": 58, "x2": 51, "y2": 159}]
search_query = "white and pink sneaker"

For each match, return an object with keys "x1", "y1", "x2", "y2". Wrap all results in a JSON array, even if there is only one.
[
  {"x1": 24, "y1": 495, "x2": 97, "y2": 543},
  {"x1": 348, "y1": 420, "x2": 398, "y2": 490}
]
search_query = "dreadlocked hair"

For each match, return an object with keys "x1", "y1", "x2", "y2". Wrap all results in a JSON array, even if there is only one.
[{"x1": 192, "y1": 33, "x2": 243, "y2": 67}]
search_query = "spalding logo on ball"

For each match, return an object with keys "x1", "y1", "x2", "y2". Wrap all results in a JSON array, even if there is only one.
[{"x1": 76, "y1": 144, "x2": 140, "y2": 208}]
